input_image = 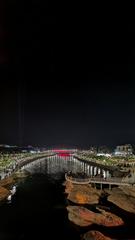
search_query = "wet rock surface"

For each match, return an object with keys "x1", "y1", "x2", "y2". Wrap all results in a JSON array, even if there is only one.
[
  {"x1": 0, "y1": 176, "x2": 15, "y2": 188},
  {"x1": 64, "y1": 180, "x2": 132, "y2": 240},
  {"x1": 65, "y1": 181, "x2": 101, "y2": 204},
  {"x1": 81, "y1": 230, "x2": 111, "y2": 240},
  {"x1": 65, "y1": 179, "x2": 135, "y2": 215},
  {"x1": 0, "y1": 170, "x2": 30, "y2": 201},
  {"x1": 105, "y1": 187, "x2": 135, "y2": 213},
  {"x1": 0, "y1": 186, "x2": 10, "y2": 201},
  {"x1": 67, "y1": 206, "x2": 124, "y2": 227}
]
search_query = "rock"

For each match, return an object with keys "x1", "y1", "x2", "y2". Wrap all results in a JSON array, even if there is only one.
[
  {"x1": 65, "y1": 181, "x2": 74, "y2": 194},
  {"x1": 65, "y1": 181, "x2": 101, "y2": 204},
  {"x1": 120, "y1": 185, "x2": 135, "y2": 198},
  {"x1": 68, "y1": 211, "x2": 93, "y2": 227},
  {"x1": 106, "y1": 187, "x2": 135, "y2": 213},
  {"x1": 81, "y1": 230, "x2": 111, "y2": 240},
  {"x1": 67, "y1": 206, "x2": 124, "y2": 227},
  {"x1": 0, "y1": 186, "x2": 10, "y2": 201},
  {"x1": 0, "y1": 176, "x2": 15, "y2": 188}
]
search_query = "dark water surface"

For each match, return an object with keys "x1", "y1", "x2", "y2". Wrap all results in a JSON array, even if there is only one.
[
  {"x1": 0, "y1": 155, "x2": 81, "y2": 240},
  {"x1": 0, "y1": 155, "x2": 135, "y2": 240}
]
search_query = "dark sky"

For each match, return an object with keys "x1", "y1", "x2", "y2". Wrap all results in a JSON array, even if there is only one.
[{"x1": 0, "y1": 2, "x2": 134, "y2": 148}]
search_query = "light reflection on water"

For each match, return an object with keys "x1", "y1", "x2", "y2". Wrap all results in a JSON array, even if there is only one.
[
  {"x1": 22, "y1": 155, "x2": 83, "y2": 174},
  {"x1": 22, "y1": 154, "x2": 111, "y2": 179}
]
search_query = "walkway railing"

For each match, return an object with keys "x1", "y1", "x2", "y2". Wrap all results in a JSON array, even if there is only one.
[
  {"x1": 73, "y1": 155, "x2": 117, "y2": 171},
  {"x1": 88, "y1": 177, "x2": 131, "y2": 186},
  {"x1": 65, "y1": 173, "x2": 91, "y2": 184},
  {"x1": 65, "y1": 173, "x2": 133, "y2": 186}
]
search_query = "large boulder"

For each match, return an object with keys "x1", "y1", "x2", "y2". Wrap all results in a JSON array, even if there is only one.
[
  {"x1": 67, "y1": 206, "x2": 124, "y2": 227},
  {"x1": 0, "y1": 186, "x2": 10, "y2": 201},
  {"x1": 0, "y1": 176, "x2": 15, "y2": 188},
  {"x1": 81, "y1": 230, "x2": 111, "y2": 240},
  {"x1": 65, "y1": 181, "x2": 101, "y2": 204},
  {"x1": 120, "y1": 185, "x2": 135, "y2": 198},
  {"x1": 106, "y1": 187, "x2": 135, "y2": 213}
]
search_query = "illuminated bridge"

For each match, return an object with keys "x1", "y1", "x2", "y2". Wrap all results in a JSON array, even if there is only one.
[{"x1": 51, "y1": 149, "x2": 77, "y2": 155}]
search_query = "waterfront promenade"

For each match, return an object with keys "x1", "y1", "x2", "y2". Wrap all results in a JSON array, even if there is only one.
[{"x1": 65, "y1": 172, "x2": 134, "y2": 190}]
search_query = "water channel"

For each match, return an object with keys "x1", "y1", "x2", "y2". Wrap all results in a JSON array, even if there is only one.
[{"x1": 0, "y1": 154, "x2": 134, "y2": 239}]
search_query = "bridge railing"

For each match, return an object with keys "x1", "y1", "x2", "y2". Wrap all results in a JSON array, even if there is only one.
[
  {"x1": 89, "y1": 177, "x2": 122, "y2": 183},
  {"x1": 88, "y1": 176, "x2": 134, "y2": 185},
  {"x1": 65, "y1": 173, "x2": 134, "y2": 186},
  {"x1": 65, "y1": 173, "x2": 91, "y2": 183}
]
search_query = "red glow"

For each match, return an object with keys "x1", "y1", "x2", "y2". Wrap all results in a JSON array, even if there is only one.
[
  {"x1": 52, "y1": 149, "x2": 68, "y2": 152},
  {"x1": 58, "y1": 153, "x2": 70, "y2": 157},
  {"x1": 52, "y1": 149, "x2": 73, "y2": 153}
]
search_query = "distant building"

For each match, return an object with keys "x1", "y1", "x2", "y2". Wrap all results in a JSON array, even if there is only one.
[
  {"x1": 114, "y1": 144, "x2": 133, "y2": 156},
  {"x1": 97, "y1": 153, "x2": 112, "y2": 157}
]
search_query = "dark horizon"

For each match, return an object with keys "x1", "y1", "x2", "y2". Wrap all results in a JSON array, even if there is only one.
[{"x1": 0, "y1": 2, "x2": 134, "y2": 148}]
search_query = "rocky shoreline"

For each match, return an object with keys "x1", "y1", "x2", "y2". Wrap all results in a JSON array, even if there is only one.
[
  {"x1": 0, "y1": 153, "x2": 55, "y2": 202},
  {"x1": 81, "y1": 230, "x2": 111, "y2": 240},
  {"x1": 64, "y1": 180, "x2": 135, "y2": 240},
  {"x1": 0, "y1": 170, "x2": 30, "y2": 202}
]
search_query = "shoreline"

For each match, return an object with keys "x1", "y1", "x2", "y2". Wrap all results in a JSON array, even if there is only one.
[
  {"x1": 64, "y1": 179, "x2": 135, "y2": 240},
  {"x1": 0, "y1": 153, "x2": 56, "y2": 201}
]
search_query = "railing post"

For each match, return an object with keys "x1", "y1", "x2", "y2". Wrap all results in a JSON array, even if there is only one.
[{"x1": 100, "y1": 183, "x2": 102, "y2": 190}]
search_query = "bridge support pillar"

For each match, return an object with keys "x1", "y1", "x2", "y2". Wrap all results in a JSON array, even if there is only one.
[
  {"x1": 100, "y1": 183, "x2": 102, "y2": 190},
  {"x1": 90, "y1": 166, "x2": 93, "y2": 177},
  {"x1": 100, "y1": 169, "x2": 103, "y2": 177},
  {"x1": 109, "y1": 184, "x2": 111, "y2": 191}
]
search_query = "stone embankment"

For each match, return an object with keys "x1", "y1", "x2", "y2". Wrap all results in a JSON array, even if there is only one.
[
  {"x1": 0, "y1": 152, "x2": 55, "y2": 201},
  {"x1": 16, "y1": 153, "x2": 55, "y2": 169},
  {"x1": 0, "y1": 170, "x2": 30, "y2": 201},
  {"x1": 0, "y1": 152, "x2": 55, "y2": 180}
]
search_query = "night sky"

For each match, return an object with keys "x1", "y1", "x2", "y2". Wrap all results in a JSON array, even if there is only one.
[{"x1": 0, "y1": 2, "x2": 134, "y2": 148}]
